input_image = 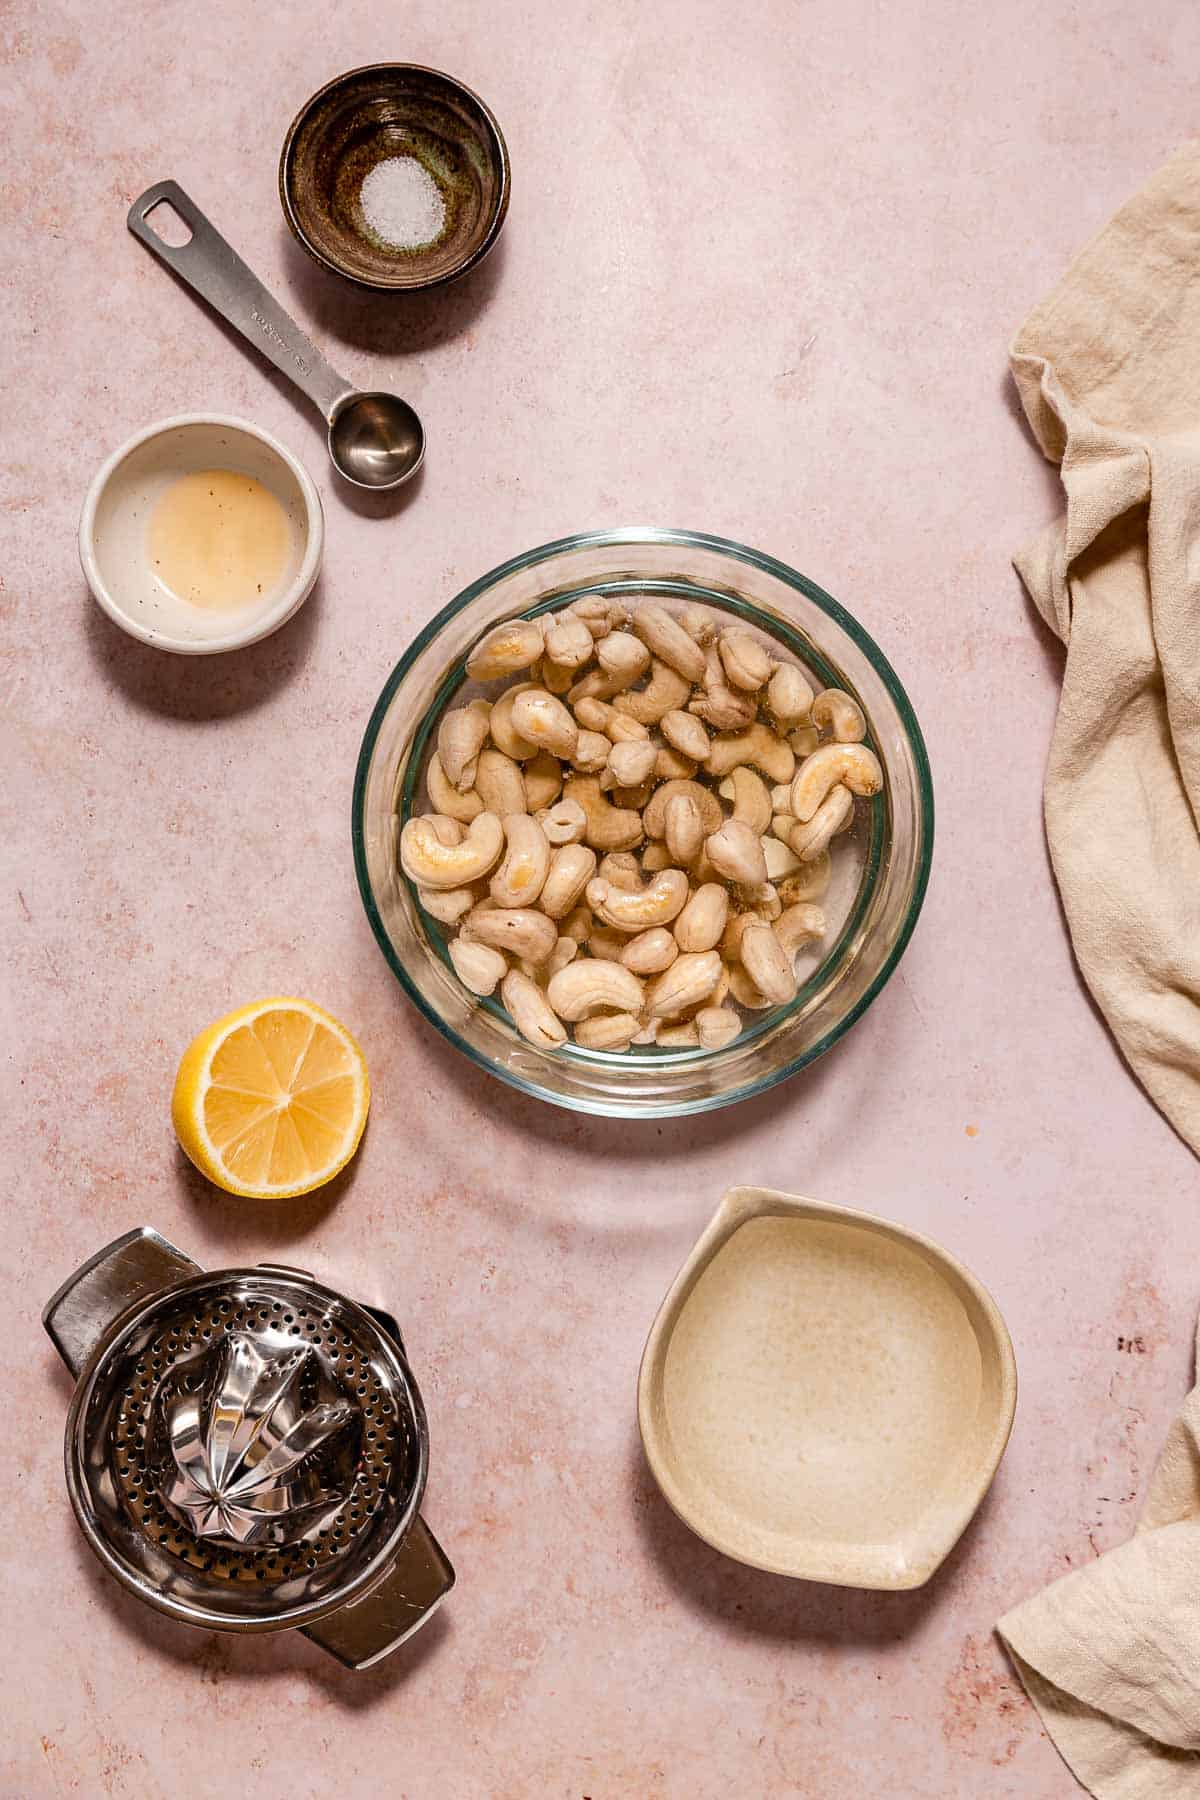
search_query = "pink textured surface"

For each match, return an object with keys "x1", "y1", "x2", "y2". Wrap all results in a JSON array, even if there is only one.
[{"x1": 4, "y1": 1, "x2": 1200, "y2": 1794}]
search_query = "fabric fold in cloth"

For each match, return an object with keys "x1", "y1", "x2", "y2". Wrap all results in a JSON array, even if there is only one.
[
  {"x1": 997, "y1": 1317, "x2": 1200, "y2": 1795},
  {"x1": 1011, "y1": 140, "x2": 1200, "y2": 1157}
]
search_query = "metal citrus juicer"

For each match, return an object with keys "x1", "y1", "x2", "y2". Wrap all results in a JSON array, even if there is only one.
[{"x1": 43, "y1": 1227, "x2": 453, "y2": 1669}]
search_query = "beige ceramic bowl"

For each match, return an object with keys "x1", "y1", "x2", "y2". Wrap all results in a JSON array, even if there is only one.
[{"x1": 638, "y1": 1188, "x2": 1016, "y2": 1590}]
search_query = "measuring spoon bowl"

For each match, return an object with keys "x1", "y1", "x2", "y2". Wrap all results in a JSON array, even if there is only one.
[{"x1": 329, "y1": 391, "x2": 425, "y2": 489}]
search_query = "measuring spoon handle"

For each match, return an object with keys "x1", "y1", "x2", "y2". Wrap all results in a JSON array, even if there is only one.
[{"x1": 128, "y1": 180, "x2": 353, "y2": 422}]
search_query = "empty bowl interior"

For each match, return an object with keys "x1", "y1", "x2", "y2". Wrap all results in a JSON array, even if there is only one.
[
  {"x1": 639, "y1": 1189, "x2": 1015, "y2": 1588},
  {"x1": 85, "y1": 419, "x2": 317, "y2": 649},
  {"x1": 281, "y1": 64, "x2": 509, "y2": 289}
]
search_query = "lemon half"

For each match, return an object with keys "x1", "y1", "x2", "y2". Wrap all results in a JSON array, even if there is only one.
[{"x1": 172, "y1": 997, "x2": 370, "y2": 1198}]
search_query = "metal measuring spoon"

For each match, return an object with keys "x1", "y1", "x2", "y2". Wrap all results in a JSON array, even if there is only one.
[{"x1": 128, "y1": 180, "x2": 425, "y2": 491}]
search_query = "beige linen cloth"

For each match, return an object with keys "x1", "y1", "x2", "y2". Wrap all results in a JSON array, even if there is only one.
[
  {"x1": 997, "y1": 1321, "x2": 1200, "y2": 1794},
  {"x1": 999, "y1": 145, "x2": 1200, "y2": 1794},
  {"x1": 1011, "y1": 141, "x2": 1200, "y2": 1155}
]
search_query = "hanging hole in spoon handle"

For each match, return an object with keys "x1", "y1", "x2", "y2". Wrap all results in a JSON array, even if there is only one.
[{"x1": 126, "y1": 181, "x2": 426, "y2": 492}]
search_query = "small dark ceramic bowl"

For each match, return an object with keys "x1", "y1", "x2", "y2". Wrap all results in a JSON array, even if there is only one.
[{"x1": 280, "y1": 63, "x2": 509, "y2": 292}]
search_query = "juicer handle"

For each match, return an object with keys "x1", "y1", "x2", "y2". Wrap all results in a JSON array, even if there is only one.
[
  {"x1": 300, "y1": 1513, "x2": 456, "y2": 1670},
  {"x1": 43, "y1": 1226, "x2": 201, "y2": 1378}
]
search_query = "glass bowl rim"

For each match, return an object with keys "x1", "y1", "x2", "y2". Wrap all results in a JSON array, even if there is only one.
[{"x1": 351, "y1": 526, "x2": 935, "y2": 1117}]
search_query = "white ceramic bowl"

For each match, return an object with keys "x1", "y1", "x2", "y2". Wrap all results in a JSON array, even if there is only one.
[{"x1": 79, "y1": 414, "x2": 324, "y2": 654}]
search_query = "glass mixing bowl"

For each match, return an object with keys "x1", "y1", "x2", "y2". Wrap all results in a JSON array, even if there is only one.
[{"x1": 353, "y1": 529, "x2": 933, "y2": 1117}]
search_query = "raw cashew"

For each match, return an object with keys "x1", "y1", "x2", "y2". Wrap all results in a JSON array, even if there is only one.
[
  {"x1": 718, "y1": 767, "x2": 772, "y2": 836},
  {"x1": 575, "y1": 697, "x2": 650, "y2": 743},
  {"x1": 768, "y1": 663, "x2": 815, "y2": 725},
  {"x1": 645, "y1": 950, "x2": 724, "y2": 1019},
  {"x1": 567, "y1": 668, "x2": 624, "y2": 705},
  {"x1": 401, "y1": 811, "x2": 504, "y2": 889},
  {"x1": 787, "y1": 785, "x2": 855, "y2": 860},
  {"x1": 661, "y1": 709, "x2": 710, "y2": 762},
  {"x1": 543, "y1": 610, "x2": 594, "y2": 670},
  {"x1": 437, "y1": 701, "x2": 491, "y2": 791},
  {"x1": 696, "y1": 1006, "x2": 741, "y2": 1050},
  {"x1": 664, "y1": 792, "x2": 704, "y2": 866},
  {"x1": 540, "y1": 844, "x2": 597, "y2": 919},
  {"x1": 778, "y1": 853, "x2": 832, "y2": 903},
  {"x1": 791, "y1": 743, "x2": 882, "y2": 820},
  {"x1": 571, "y1": 730, "x2": 611, "y2": 773},
  {"x1": 613, "y1": 660, "x2": 692, "y2": 726},
  {"x1": 674, "y1": 883, "x2": 729, "y2": 953},
  {"x1": 546, "y1": 960, "x2": 645, "y2": 1021},
  {"x1": 562, "y1": 776, "x2": 643, "y2": 852},
  {"x1": 763, "y1": 834, "x2": 801, "y2": 880},
  {"x1": 523, "y1": 751, "x2": 563, "y2": 810},
  {"x1": 770, "y1": 783, "x2": 793, "y2": 812},
  {"x1": 538, "y1": 798, "x2": 587, "y2": 845},
  {"x1": 741, "y1": 921, "x2": 797, "y2": 1005},
  {"x1": 706, "y1": 819, "x2": 769, "y2": 886},
  {"x1": 467, "y1": 617, "x2": 545, "y2": 681},
  {"x1": 520, "y1": 936, "x2": 579, "y2": 984},
  {"x1": 489, "y1": 683, "x2": 538, "y2": 758},
  {"x1": 597, "y1": 852, "x2": 643, "y2": 891},
  {"x1": 448, "y1": 937, "x2": 508, "y2": 996},
  {"x1": 574, "y1": 1012, "x2": 641, "y2": 1051},
  {"x1": 501, "y1": 969, "x2": 568, "y2": 1048},
  {"x1": 641, "y1": 843, "x2": 674, "y2": 873},
  {"x1": 705, "y1": 724, "x2": 795, "y2": 785},
  {"x1": 560, "y1": 905, "x2": 594, "y2": 943},
  {"x1": 811, "y1": 688, "x2": 867, "y2": 744},
  {"x1": 620, "y1": 927, "x2": 679, "y2": 975},
  {"x1": 424, "y1": 814, "x2": 464, "y2": 846},
  {"x1": 586, "y1": 867, "x2": 689, "y2": 931},
  {"x1": 597, "y1": 630, "x2": 651, "y2": 687},
  {"x1": 540, "y1": 657, "x2": 574, "y2": 694},
  {"x1": 489, "y1": 814, "x2": 551, "y2": 907},
  {"x1": 789, "y1": 724, "x2": 820, "y2": 758},
  {"x1": 722, "y1": 909, "x2": 761, "y2": 960},
  {"x1": 427, "y1": 751, "x2": 483, "y2": 822},
  {"x1": 548, "y1": 935, "x2": 580, "y2": 978},
  {"x1": 718, "y1": 628, "x2": 771, "y2": 692},
  {"x1": 461, "y1": 904, "x2": 558, "y2": 963},
  {"x1": 572, "y1": 593, "x2": 621, "y2": 639},
  {"x1": 726, "y1": 962, "x2": 771, "y2": 1009},
  {"x1": 689, "y1": 648, "x2": 757, "y2": 730},
  {"x1": 511, "y1": 688, "x2": 579, "y2": 760},
  {"x1": 588, "y1": 926, "x2": 628, "y2": 961},
  {"x1": 691, "y1": 685, "x2": 757, "y2": 731},
  {"x1": 775, "y1": 903, "x2": 826, "y2": 958},
  {"x1": 602, "y1": 738, "x2": 657, "y2": 790},
  {"x1": 680, "y1": 603, "x2": 716, "y2": 645},
  {"x1": 689, "y1": 846, "x2": 721, "y2": 886},
  {"x1": 631, "y1": 604, "x2": 707, "y2": 682},
  {"x1": 656, "y1": 1020, "x2": 701, "y2": 1048},
  {"x1": 747, "y1": 880, "x2": 782, "y2": 921},
  {"x1": 418, "y1": 884, "x2": 477, "y2": 925},
  {"x1": 475, "y1": 748, "x2": 527, "y2": 816},
  {"x1": 644, "y1": 778, "x2": 723, "y2": 840},
  {"x1": 655, "y1": 746, "x2": 698, "y2": 781}
]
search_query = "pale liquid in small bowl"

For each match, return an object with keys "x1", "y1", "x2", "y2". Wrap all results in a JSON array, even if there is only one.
[{"x1": 147, "y1": 470, "x2": 291, "y2": 610}]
